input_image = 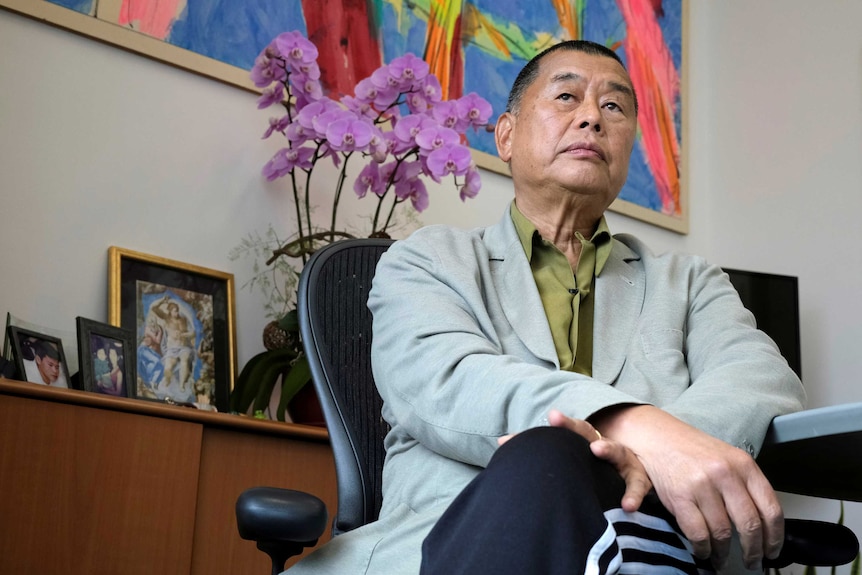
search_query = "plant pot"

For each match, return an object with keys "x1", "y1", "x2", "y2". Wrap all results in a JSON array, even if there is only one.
[{"x1": 286, "y1": 382, "x2": 326, "y2": 427}]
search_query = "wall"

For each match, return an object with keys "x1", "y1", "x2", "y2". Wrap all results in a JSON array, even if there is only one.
[{"x1": 1, "y1": 1, "x2": 860, "y2": 567}]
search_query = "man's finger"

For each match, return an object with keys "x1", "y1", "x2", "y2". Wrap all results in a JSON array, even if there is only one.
[
  {"x1": 548, "y1": 409, "x2": 601, "y2": 442},
  {"x1": 721, "y1": 472, "x2": 783, "y2": 569},
  {"x1": 746, "y1": 474, "x2": 784, "y2": 560},
  {"x1": 671, "y1": 500, "x2": 713, "y2": 561},
  {"x1": 497, "y1": 433, "x2": 515, "y2": 446},
  {"x1": 589, "y1": 440, "x2": 651, "y2": 512}
]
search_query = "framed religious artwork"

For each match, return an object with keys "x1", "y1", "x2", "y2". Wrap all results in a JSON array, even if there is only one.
[
  {"x1": 7, "y1": 326, "x2": 73, "y2": 389},
  {"x1": 108, "y1": 246, "x2": 236, "y2": 411},
  {"x1": 76, "y1": 316, "x2": 136, "y2": 398}
]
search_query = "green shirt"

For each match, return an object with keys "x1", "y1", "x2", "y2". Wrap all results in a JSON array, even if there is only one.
[{"x1": 511, "y1": 203, "x2": 612, "y2": 375}]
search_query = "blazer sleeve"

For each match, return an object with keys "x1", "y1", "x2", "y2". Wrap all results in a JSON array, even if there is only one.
[{"x1": 653, "y1": 255, "x2": 806, "y2": 455}]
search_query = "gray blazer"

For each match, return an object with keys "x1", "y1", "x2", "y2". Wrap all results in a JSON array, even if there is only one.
[{"x1": 288, "y1": 206, "x2": 805, "y2": 575}]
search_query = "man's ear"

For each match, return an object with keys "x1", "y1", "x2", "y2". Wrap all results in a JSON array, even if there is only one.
[{"x1": 495, "y1": 112, "x2": 515, "y2": 163}]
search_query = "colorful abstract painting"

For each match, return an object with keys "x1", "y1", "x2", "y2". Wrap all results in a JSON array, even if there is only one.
[{"x1": 16, "y1": 0, "x2": 684, "y2": 229}]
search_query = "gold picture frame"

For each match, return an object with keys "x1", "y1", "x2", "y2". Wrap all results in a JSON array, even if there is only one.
[{"x1": 108, "y1": 246, "x2": 236, "y2": 411}]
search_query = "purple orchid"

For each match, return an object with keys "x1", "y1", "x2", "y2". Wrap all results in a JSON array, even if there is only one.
[
  {"x1": 252, "y1": 33, "x2": 491, "y2": 243},
  {"x1": 295, "y1": 98, "x2": 345, "y2": 137},
  {"x1": 250, "y1": 53, "x2": 286, "y2": 88},
  {"x1": 405, "y1": 91, "x2": 431, "y2": 114},
  {"x1": 274, "y1": 31, "x2": 319, "y2": 67},
  {"x1": 342, "y1": 95, "x2": 377, "y2": 119},
  {"x1": 421, "y1": 75, "x2": 443, "y2": 104},
  {"x1": 262, "y1": 115, "x2": 290, "y2": 139},
  {"x1": 388, "y1": 53, "x2": 429, "y2": 90},
  {"x1": 460, "y1": 165, "x2": 482, "y2": 201},
  {"x1": 426, "y1": 144, "x2": 473, "y2": 179},
  {"x1": 456, "y1": 92, "x2": 494, "y2": 129},
  {"x1": 430, "y1": 100, "x2": 463, "y2": 131},
  {"x1": 390, "y1": 115, "x2": 432, "y2": 154},
  {"x1": 325, "y1": 115, "x2": 374, "y2": 152},
  {"x1": 355, "y1": 77, "x2": 399, "y2": 109},
  {"x1": 262, "y1": 146, "x2": 314, "y2": 180},
  {"x1": 371, "y1": 66, "x2": 402, "y2": 92},
  {"x1": 395, "y1": 176, "x2": 429, "y2": 212},
  {"x1": 415, "y1": 125, "x2": 460, "y2": 156},
  {"x1": 257, "y1": 83, "x2": 284, "y2": 109},
  {"x1": 354, "y1": 162, "x2": 388, "y2": 198}
]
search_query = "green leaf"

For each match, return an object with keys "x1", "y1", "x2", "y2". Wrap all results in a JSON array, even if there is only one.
[
  {"x1": 275, "y1": 354, "x2": 312, "y2": 422},
  {"x1": 250, "y1": 351, "x2": 296, "y2": 415},
  {"x1": 230, "y1": 350, "x2": 273, "y2": 413},
  {"x1": 278, "y1": 308, "x2": 300, "y2": 332},
  {"x1": 231, "y1": 348, "x2": 295, "y2": 415}
]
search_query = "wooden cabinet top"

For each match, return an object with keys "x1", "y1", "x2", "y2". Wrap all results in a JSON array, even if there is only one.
[{"x1": 0, "y1": 377, "x2": 329, "y2": 443}]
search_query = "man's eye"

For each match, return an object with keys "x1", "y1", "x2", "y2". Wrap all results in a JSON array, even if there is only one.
[
  {"x1": 558, "y1": 93, "x2": 574, "y2": 101},
  {"x1": 604, "y1": 102, "x2": 622, "y2": 112}
]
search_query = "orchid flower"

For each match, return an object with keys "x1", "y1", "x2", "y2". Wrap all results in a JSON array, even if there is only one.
[{"x1": 252, "y1": 30, "x2": 492, "y2": 259}]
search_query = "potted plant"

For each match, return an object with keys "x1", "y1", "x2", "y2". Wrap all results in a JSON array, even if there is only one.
[{"x1": 229, "y1": 30, "x2": 492, "y2": 422}]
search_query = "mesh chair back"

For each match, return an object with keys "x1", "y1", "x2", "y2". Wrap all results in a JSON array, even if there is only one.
[{"x1": 297, "y1": 238, "x2": 394, "y2": 537}]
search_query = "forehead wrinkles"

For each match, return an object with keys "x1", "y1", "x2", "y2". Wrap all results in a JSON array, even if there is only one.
[{"x1": 545, "y1": 69, "x2": 634, "y2": 100}]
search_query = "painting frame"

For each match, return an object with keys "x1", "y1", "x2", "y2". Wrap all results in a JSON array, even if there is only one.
[
  {"x1": 76, "y1": 316, "x2": 137, "y2": 398},
  {"x1": 7, "y1": 326, "x2": 74, "y2": 389},
  {"x1": 0, "y1": 0, "x2": 687, "y2": 233},
  {"x1": 108, "y1": 246, "x2": 236, "y2": 411}
]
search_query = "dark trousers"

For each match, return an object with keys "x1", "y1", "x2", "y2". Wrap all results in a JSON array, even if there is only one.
[{"x1": 420, "y1": 426, "x2": 711, "y2": 575}]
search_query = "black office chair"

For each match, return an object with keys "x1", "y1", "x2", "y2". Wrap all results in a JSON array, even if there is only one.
[
  {"x1": 236, "y1": 238, "x2": 393, "y2": 575},
  {"x1": 235, "y1": 238, "x2": 858, "y2": 574}
]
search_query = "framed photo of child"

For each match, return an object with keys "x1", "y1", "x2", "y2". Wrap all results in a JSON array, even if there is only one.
[
  {"x1": 7, "y1": 326, "x2": 72, "y2": 388},
  {"x1": 76, "y1": 317, "x2": 136, "y2": 399}
]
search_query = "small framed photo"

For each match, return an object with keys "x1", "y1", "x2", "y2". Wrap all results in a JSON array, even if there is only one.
[
  {"x1": 76, "y1": 317, "x2": 136, "y2": 398},
  {"x1": 7, "y1": 326, "x2": 73, "y2": 388},
  {"x1": 108, "y1": 247, "x2": 236, "y2": 411}
]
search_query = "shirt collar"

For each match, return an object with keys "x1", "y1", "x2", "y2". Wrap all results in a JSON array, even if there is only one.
[{"x1": 510, "y1": 202, "x2": 612, "y2": 275}]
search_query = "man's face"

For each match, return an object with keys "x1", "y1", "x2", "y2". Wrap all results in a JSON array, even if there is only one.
[
  {"x1": 35, "y1": 353, "x2": 60, "y2": 384},
  {"x1": 495, "y1": 49, "x2": 638, "y2": 206}
]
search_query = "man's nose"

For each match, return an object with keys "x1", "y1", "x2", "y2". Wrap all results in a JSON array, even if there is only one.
[{"x1": 576, "y1": 99, "x2": 602, "y2": 132}]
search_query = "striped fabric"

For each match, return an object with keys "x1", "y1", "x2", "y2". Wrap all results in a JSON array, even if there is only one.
[{"x1": 588, "y1": 508, "x2": 716, "y2": 575}]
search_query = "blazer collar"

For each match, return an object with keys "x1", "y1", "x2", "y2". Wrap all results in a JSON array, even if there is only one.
[{"x1": 484, "y1": 204, "x2": 645, "y2": 379}]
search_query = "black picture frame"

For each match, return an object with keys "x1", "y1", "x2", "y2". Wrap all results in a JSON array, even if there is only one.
[
  {"x1": 7, "y1": 326, "x2": 73, "y2": 389},
  {"x1": 76, "y1": 317, "x2": 137, "y2": 399},
  {"x1": 108, "y1": 247, "x2": 235, "y2": 411}
]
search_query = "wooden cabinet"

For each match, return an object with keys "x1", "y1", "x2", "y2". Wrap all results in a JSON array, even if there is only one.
[{"x1": 0, "y1": 378, "x2": 337, "y2": 575}]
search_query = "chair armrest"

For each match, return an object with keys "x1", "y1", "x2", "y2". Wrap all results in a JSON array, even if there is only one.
[
  {"x1": 236, "y1": 486, "x2": 328, "y2": 545},
  {"x1": 765, "y1": 519, "x2": 859, "y2": 568},
  {"x1": 758, "y1": 402, "x2": 862, "y2": 501}
]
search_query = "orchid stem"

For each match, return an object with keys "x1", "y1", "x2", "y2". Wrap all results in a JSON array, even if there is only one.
[
  {"x1": 330, "y1": 151, "x2": 353, "y2": 242},
  {"x1": 287, "y1": 169, "x2": 307, "y2": 265},
  {"x1": 382, "y1": 196, "x2": 402, "y2": 233},
  {"x1": 372, "y1": 194, "x2": 385, "y2": 233}
]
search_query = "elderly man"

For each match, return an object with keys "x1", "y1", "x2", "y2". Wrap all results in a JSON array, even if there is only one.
[{"x1": 288, "y1": 40, "x2": 804, "y2": 575}]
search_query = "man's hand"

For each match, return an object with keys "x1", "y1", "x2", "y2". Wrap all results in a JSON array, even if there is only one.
[
  {"x1": 497, "y1": 409, "x2": 653, "y2": 513},
  {"x1": 593, "y1": 405, "x2": 784, "y2": 571}
]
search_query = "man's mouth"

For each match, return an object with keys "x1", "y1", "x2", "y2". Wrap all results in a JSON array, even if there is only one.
[{"x1": 565, "y1": 142, "x2": 605, "y2": 160}]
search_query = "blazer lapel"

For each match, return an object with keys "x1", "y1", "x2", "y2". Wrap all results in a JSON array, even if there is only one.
[
  {"x1": 485, "y1": 207, "x2": 559, "y2": 367},
  {"x1": 593, "y1": 238, "x2": 644, "y2": 383}
]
